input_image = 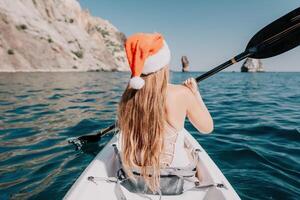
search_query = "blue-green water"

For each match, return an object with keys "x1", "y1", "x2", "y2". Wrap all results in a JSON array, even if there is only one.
[{"x1": 0, "y1": 72, "x2": 299, "y2": 200}]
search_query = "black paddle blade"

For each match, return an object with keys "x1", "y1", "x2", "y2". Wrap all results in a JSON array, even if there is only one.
[
  {"x1": 68, "y1": 134, "x2": 101, "y2": 150},
  {"x1": 68, "y1": 124, "x2": 116, "y2": 150},
  {"x1": 247, "y1": 7, "x2": 300, "y2": 59}
]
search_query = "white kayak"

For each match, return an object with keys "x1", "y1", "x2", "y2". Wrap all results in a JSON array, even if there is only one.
[{"x1": 64, "y1": 129, "x2": 241, "y2": 200}]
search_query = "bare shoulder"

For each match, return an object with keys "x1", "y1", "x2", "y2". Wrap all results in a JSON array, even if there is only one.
[{"x1": 167, "y1": 84, "x2": 194, "y2": 98}]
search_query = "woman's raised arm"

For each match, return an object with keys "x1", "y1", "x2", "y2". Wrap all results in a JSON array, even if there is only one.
[{"x1": 183, "y1": 78, "x2": 214, "y2": 134}]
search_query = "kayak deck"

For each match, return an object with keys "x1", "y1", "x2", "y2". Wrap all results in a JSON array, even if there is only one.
[{"x1": 64, "y1": 129, "x2": 240, "y2": 200}]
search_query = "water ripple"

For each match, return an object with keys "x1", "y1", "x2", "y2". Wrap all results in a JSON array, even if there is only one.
[{"x1": 0, "y1": 72, "x2": 299, "y2": 200}]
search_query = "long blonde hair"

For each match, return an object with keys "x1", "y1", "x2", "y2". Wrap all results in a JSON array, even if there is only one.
[{"x1": 118, "y1": 66, "x2": 169, "y2": 192}]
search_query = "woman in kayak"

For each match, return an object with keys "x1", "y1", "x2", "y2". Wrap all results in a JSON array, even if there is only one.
[{"x1": 118, "y1": 33, "x2": 213, "y2": 193}]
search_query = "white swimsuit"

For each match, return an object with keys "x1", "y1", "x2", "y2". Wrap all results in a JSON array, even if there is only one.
[
  {"x1": 160, "y1": 123, "x2": 191, "y2": 168},
  {"x1": 118, "y1": 123, "x2": 191, "y2": 168}
]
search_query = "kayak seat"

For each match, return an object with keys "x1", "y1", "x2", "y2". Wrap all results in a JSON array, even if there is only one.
[{"x1": 112, "y1": 143, "x2": 204, "y2": 196}]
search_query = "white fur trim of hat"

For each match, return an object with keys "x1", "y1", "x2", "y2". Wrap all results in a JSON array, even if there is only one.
[
  {"x1": 128, "y1": 41, "x2": 171, "y2": 89},
  {"x1": 142, "y1": 41, "x2": 171, "y2": 75}
]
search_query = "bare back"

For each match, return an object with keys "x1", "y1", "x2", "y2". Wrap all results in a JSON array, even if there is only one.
[{"x1": 166, "y1": 84, "x2": 213, "y2": 134}]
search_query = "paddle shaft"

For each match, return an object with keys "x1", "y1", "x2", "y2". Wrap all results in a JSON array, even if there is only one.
[
  {"x1": 95, "y1": 124, "x2": 116, "y2": 139},
  {"x1": 71, "y1": 7, "x2": 300, "y2": 146},
  {"x1": 94, "y1": 51, "x2": 252, "y2": 138},
  {"x1": 195, "y1": 51, "x2": 251, "y2": 82}
]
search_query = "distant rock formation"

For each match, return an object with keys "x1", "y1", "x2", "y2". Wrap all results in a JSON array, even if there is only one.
[
  {"x1": 0, "y1": 0, "x2": 129, "y2": 72},
  {"x1": 241, "y1": 58, "x2": 264, "y2": 72},
  {"x1": 181, "y1": 56, "x2": 189, "y2": 72}
]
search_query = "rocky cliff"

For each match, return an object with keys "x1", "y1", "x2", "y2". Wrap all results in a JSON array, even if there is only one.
[
  {"x1": 241, "y1": 58, "x2": 264, "y2": 72},
  {"x1": 0, "y1": 0, "x2": 129, "y2": 72},
  {"x1": 181, "y1": 56, "x2": 189, "y2": 72}
]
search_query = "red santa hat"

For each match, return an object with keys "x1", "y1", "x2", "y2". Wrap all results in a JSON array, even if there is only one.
[{"x1": 125, "y1": 33, "x2": 171, "y2": 89}]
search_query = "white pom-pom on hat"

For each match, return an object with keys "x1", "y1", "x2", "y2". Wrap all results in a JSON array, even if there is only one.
[{"x1": 129, "y1": 76, "x2": 145, "y2": 90}]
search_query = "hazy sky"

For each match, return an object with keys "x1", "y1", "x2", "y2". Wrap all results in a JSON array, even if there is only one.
[{"x1": 79, "y1": 0, "x2": 300, "y2": 72}]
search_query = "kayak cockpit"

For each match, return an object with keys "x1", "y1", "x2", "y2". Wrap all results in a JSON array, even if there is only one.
[{"x1": 64, "y1": 130, "x2": 240, "y2": 200}]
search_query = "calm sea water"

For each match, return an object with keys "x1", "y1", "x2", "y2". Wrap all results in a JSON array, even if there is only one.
[{"x1": 0, "y1": 72, "x2": 299, "y2": 200}]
